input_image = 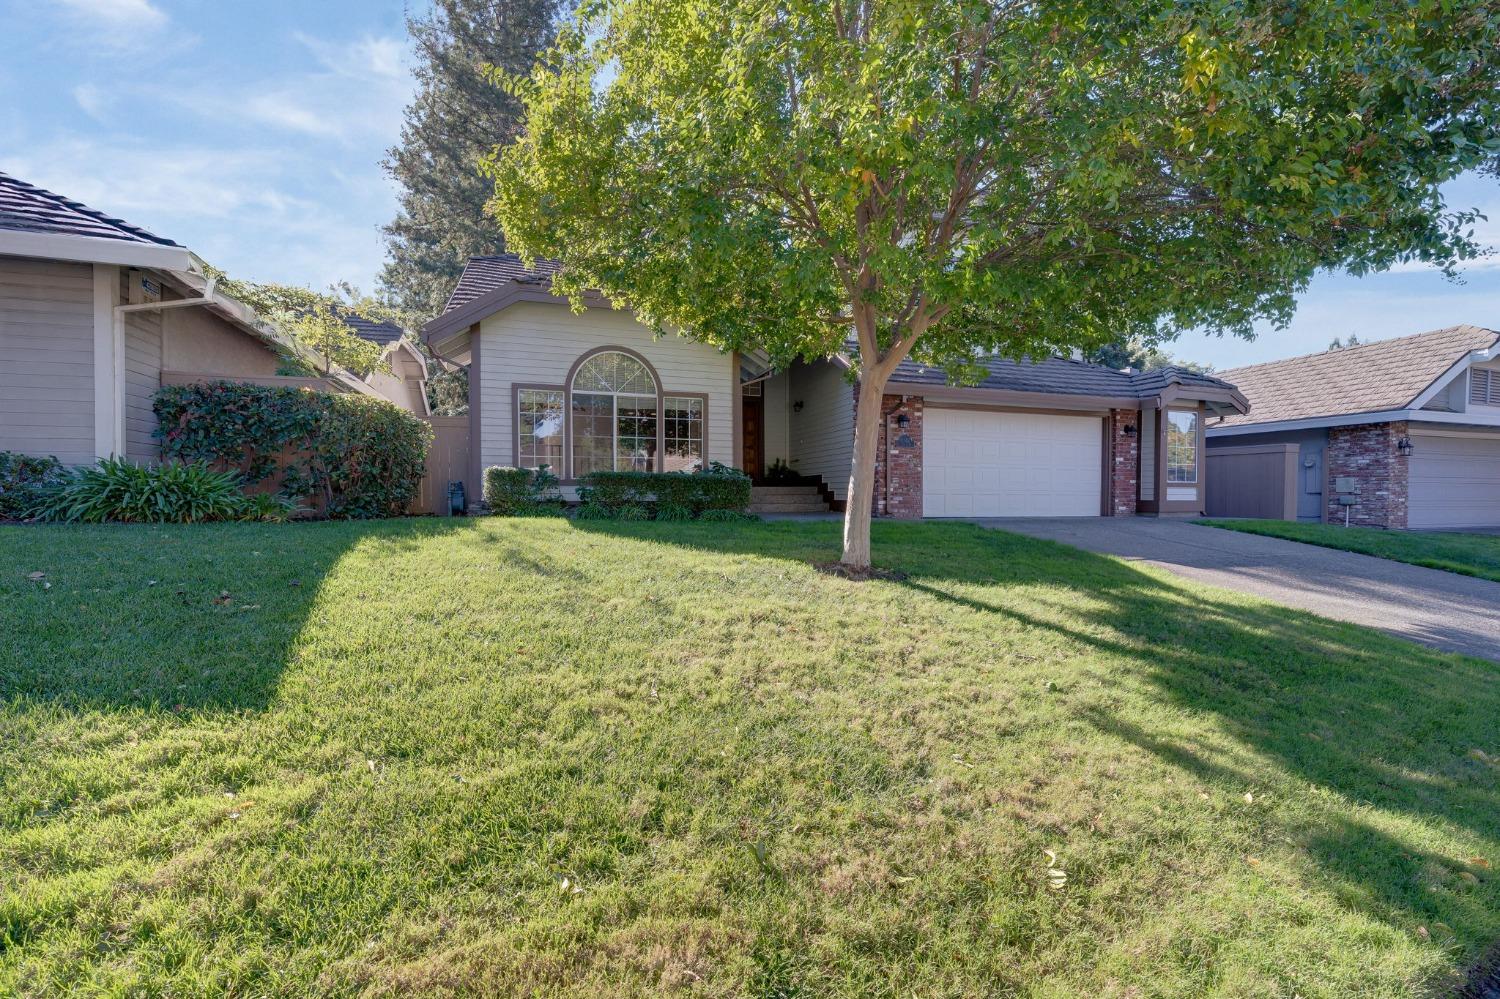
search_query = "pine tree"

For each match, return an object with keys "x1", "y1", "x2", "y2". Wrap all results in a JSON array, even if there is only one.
[{"x1": 380, "y1": 0, "x2": 564, "y2": 320}]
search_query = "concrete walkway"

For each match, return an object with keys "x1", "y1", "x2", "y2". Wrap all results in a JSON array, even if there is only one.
[{"x1": 978, "y1": 517, "x2": 1500, "y2": 663}]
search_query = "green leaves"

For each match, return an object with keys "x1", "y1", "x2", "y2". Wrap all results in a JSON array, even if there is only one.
[{"x1": 492, "y1": 0, "x2": 1500, "y2": 367}]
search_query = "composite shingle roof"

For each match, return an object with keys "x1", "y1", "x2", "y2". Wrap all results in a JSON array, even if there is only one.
[
  {"x1": 442, "y1": 253, "x2": 562, "y2": 313},
  {"x1": 0, "y1": 171, "x2": 180, "y2": 246},
  {"x1": 890, "y1": 353, "x2": 1241, "y2": 401},
  {"x1": 340, "y1": 312, "x2": 405, "y2": 348},
  {"x1": 1215, "y1": 324, "x2": 1500, "y2": 428}
]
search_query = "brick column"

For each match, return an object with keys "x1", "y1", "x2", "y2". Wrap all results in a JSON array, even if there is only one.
[
  {"x1": 1108, "y1": 409, "x2": 1140, "y2": 516},
  {"x1": 871, "y1": 394, "x2": 923, "y2": 519},
  {"x1": 1326, "y1": 421, "x2": 1409, "y2": 528}
]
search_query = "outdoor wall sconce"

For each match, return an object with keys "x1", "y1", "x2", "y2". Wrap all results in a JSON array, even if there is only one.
[
  {"x1": 1398, "y1": 436, "x2": 1414, "y2": 457},
  {"x1": 793, "y1": 400, "x2": 804, "y2": 413},
  {"x1": 895, "y1": 413, "x2": 911, "y2": 429},
  {"x1": 1123, "y1": 424, "x2": 1137, "y2": 436}
]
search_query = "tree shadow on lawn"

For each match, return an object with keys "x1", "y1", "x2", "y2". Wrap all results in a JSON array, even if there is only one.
[
  {"x1": 574, "y1": 517, "x2": 1500, "y2": 959},
  {"x1": 0, "y1": 518, "x2": 471, "y2": 715}
]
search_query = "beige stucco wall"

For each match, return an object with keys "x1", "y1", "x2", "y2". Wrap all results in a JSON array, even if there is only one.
[
  {"x1": 163, "y1": 306, "x2": 281, "y2": 377},
  {"x1": 0, "y1": 255, "x2": 96, "y2": 465},
  {"x1": 475, "y1": 302, "x2": 736, "y2": 482}
]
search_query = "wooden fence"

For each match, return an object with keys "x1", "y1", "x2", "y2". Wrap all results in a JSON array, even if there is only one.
[
  {"x1": 1205, "y1": 443, "x2": 1298, "y2": 520},
  {"x1": 416, "y1": 416, "x2": 470, "y2": 515}
]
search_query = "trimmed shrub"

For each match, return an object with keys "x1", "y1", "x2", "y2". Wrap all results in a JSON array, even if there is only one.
[
  {"x1": 571, "y1": 503, "x2": 616, "y2": 520},
  {"x1": 484, "y1": 465, "x2": 562, "y2": 515},
  {"x1": 575, "y1": 468, "x2": 751, "y2": 517},
  {"x1": 0, "y1": 452, "x2": 69, "y2": 520},
  {"x1": 32, "y1": 458, "x2": 290, "y2": 524},
  {"x1": 155, "y1": 381, "x2": 431, "y2": 519},
  {"x1": 616, "y1": 503, "x2": 651, "y2": 521}
]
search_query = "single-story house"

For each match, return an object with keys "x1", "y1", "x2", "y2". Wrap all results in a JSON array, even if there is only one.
[
  {"x1": 1207, "y1": 325, "x2": 1500, "y2": 529},
  {"x1": 422, "y1": 254, "x2": 1251, "y2": 517},
  {"x1": 0, "y1": 171, "x2": 429, "y2": 468}
]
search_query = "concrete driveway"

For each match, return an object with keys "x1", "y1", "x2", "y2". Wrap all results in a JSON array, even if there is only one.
[{"x1": 977, "y1": 517, "x2": 1500, "y2": 663}]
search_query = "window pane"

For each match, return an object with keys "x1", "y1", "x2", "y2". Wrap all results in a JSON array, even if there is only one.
[
  {"x1": 573, "y1": 351, "x2": 656, "y2": 395},
  {"x1": 616, "y1": 395, "x2": 658, "y2": 471},
  {"x1": 1166, "y1": 410, "x2": 1198, "y2": 484},
  {"x1": 663, "y1": 395, "x2": 704, "y2": 472},
  {"x1": 571, "y1": 392, "x2": 615, "y2": 477},
  {"x1": 517, "y1": 389, "x2": 564, "y2": 471}
]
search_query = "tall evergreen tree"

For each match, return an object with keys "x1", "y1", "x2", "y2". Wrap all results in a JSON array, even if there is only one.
[{"x1": 381, "y1": 0, "x2": 563, "y2": 319}]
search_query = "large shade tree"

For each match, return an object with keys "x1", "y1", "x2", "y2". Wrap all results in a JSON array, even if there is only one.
[{"x1": 490, "y1": 0, "x2": 1500, "y2": 567}]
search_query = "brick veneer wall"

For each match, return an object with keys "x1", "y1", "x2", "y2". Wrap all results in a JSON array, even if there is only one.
[
  {"x1": 870, "y1": 394, "x2": 924, "y2": 519},
  {"x1": 1108, "y1": 408, "x2": 1140, "y2": 516},
  {"x1": 1326, "y1": 421, "x2": 1409, "y2": 528}
]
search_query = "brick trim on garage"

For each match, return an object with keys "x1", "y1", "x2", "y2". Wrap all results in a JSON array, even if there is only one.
[
  {"x1": 1326, "y1": 420, "x2": 1409, "y2": 528},
  {"x1": 869, "y1": 396, "x2": 1148, "y2": 519}
]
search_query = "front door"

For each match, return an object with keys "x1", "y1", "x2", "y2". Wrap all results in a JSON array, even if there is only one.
[{"x1": 741, "y1": 389, "x2": 764, "y2": 479}]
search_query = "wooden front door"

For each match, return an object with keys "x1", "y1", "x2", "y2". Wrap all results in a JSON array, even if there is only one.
[{"x1": 741, "y1": 391, "x2": 764, "y2": 479}]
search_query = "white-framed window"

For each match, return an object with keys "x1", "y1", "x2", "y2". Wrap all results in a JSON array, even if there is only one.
[
  {"x1": 570, "y1": 351, "x2": 660, "y2": 475},
  {"x1": 663, "y1": 395, "x2": 704, "y2": 472},
  {"x1": 517, "y1": 389, "x2": 564, "y2": 471},
  {"x1": 1166, "y1": 408, "x2": 1199, "y2": 484}
]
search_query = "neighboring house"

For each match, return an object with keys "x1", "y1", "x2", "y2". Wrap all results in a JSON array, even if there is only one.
[
  {"x1": 341, "y1": 313, "x2": 431, "y2": 416},
  {"x1": 1208, "y1": 325, "x2": 1500, "y2": 529},
  {"x1": 0, "y1": 172, "x2": 427, "y2": 469},
  {"x1": 422, "y1": 253, "x2": 1250, "y2": 517}
]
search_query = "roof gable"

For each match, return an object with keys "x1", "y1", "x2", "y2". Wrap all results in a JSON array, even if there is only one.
[
  {"x1": 442, "y1": 253, "x2": 562, "y2": 313},
  {"x1": 1216, "y1": 325, "x2": 1500, "y2": 428}
]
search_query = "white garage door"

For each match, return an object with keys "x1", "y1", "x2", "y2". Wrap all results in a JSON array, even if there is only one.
[
  {"x1": 1409, "y1": 432, "x2": 1500, "y2": 529},
  {"x1": 923, "y1": 408, "x2": 1103, "y2": 517}
]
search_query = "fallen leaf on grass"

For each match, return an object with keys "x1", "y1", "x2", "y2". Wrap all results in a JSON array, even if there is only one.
[
  {"x1": 26, "y1": 571, "x2": 45, "y2": 581},
  {"x1": 1469, "y1": 857, "x2": 1491, "y2": 869},
  {"x1": 1044, "y1": 850, "x2": 1067, "y2": 890},
  {"x1": 1243, "y1": 792, "x2": 1255, "y2": 804}
]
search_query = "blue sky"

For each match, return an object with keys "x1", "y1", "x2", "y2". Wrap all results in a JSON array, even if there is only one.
[{"x1": 2, "y1": 0, "x2": 1497, "y2": 371}]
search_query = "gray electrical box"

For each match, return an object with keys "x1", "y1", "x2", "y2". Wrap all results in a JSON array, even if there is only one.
[{"x1": 1334, "y1": 477, "x2": 1359, "y2": 493}]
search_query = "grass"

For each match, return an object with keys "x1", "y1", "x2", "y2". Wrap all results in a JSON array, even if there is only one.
[
  {"x1": 2, "y1": 518, "x2": 1498, "y2": 997},
  {"x1": 1198, "y1": 519, "x2": 1500, "y2": 584}
]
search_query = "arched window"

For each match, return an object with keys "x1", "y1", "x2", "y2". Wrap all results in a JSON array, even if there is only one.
[{"x1": 571, "y1": 351, "x2": 659, "y2": 476}]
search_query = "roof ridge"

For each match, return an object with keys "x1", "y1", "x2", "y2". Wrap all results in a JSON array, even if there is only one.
[
  {"x1": 1221, "y1": 324, "x2": 1498, "y2": 376},
  {"x1": 0, "y1": 170, "x2": 181, "y2": 247}
]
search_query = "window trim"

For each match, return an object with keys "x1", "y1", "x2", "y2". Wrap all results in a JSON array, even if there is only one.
[
  {"x1": 510, "y1": 347, "x2": 712, "y2": 482},
  {"x1": 1165, "y1": 407, "x2": 1200, "y2": 485},
  {"x1": 514, "y1": 386, "x2": 566, "y2": 474}
]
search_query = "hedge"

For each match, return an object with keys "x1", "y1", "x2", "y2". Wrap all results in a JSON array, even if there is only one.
[
  {"x1": 576, "y1": 468, "x2": 751, "y2": 516},
  {"x1": 0, "y1": 452, "x2": 69, "y2": 520},
  {"x1": 483, "y1": 465, "x2": 562, "y2": 515},
  {"x1": 154, "y1": 381, "x2": 432, "y2": 519}
]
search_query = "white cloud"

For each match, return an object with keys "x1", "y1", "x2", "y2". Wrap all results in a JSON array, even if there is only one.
[
  {"x1": 72, "y1": 83, "x2": 108, "y2": 118},
  {"x1": 54, "y1": 0, "x2": 167, "y2": 28}
]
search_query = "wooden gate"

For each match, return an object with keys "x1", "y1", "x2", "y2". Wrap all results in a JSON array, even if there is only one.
[
  {"x1": 416, "y1": 416, "x2": 470, "y2": 515},
  {"x1": 1205, "y1": 443, "x2": 1298, "y2": 520}
]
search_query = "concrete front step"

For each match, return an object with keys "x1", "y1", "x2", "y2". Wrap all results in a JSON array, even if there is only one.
[
  {"x1": 751, "y1": 485, "x2": 825, "y2": 497},
  {"x1": 749, "y1": 500, "x2": 831, "y2": 514}
]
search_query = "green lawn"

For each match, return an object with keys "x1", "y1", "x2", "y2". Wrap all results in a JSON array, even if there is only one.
[
  {"x1": 2, "y1": 519, "x2": 1497, "y2": 997},
  {"x1": 1199, "y1": 519, "x2": 1500, "y2": 584}
]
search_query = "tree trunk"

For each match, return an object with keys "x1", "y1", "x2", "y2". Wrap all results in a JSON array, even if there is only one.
[{"x1": 841, "y1": 372, "x2": 888, "y2": 568}]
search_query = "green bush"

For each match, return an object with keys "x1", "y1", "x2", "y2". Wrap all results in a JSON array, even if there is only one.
[
  {"x1": 616, "y1": 503, "x2": 651, "y2": 521},
  {"x1": 32, "y1": 458, "x2": 291, "y2": 524},
  {"x1": 654, "y1": 502, "x2": 694, "y2": 522},
  {"x1": 155, "y1": 381, "x2": 431, "y2": 519},
  {"x1": 575, "y1": 468, "x2": 751, "y2": 517},
  {"x1": 484, "y1": 464, "x2": 563, "y2": 515},
  {"x1": 0, "y1": 452, "x2": 70, "y2": 520},
  {"x1": 571, "y1": 503, "x2": 616, "y2": 520},
  {"x1": 699, "y1": 508, "x2": 760, "y2": 523}
]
